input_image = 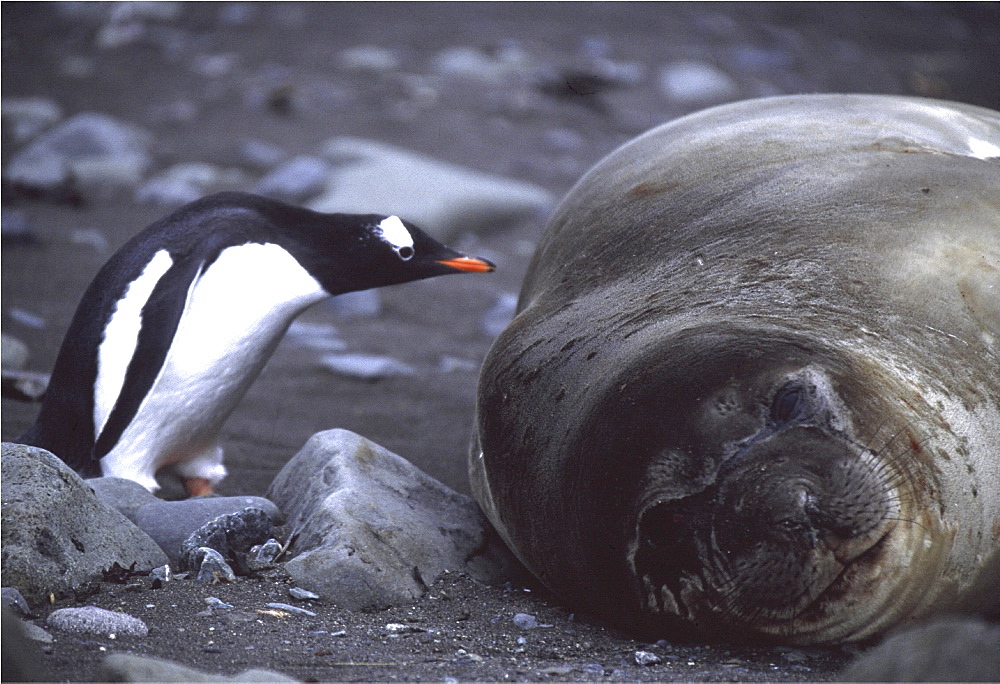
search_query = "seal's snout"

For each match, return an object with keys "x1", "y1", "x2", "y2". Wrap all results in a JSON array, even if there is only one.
[{"x1": 630, "y1": 422, "x2": 896, "y2": 634}]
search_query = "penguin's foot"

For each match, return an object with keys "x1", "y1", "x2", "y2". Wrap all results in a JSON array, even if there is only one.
[{"x1": 184, "y1": 477, "x2": 215, "y2": 497}]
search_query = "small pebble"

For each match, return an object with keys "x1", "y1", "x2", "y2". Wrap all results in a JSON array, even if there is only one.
[
  {"x1": 193, "y1": 547, "x2": 236, "y2": 583},
  {"x1": 7, "y1": 308, "x2": 46, "y2": 329},
  {"x1": 482, "y1": 293, "x2": 518, "y2": 337},
  {"x1": 265, "y1": 602, "x2": 316, "y2": 617},
  {"x1": 512, "y1": 612, "x2": 538, "y2": 629},
  {"x1": 289, "y1": 587, "x2": 320, "y2": 601},
  {"x1": 248, "y1": 538, "x2": 283, "y2": 566},
  {"x1": 319, "y1": 353, "x2": 415, "y2": 380},
  {"x1": 635, "y1": 650, "x2": 662, "y2": 666},
  {"x1": 149, "y1": 565, "x2": 172, "y2": 582}
]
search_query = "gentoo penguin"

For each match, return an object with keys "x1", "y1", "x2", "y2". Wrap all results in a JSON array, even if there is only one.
[{"x1": 20, "y1": 191, "x2": 495, "y2": 497}]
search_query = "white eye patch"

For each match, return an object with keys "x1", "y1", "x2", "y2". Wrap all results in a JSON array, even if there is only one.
[{"x1": 376, "y1": 216, "x2": 415, "y2": 259}]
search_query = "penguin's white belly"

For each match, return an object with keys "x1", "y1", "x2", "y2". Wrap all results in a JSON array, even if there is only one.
[{"x1": 97, "y1": 243, "x2": 327, "y2": 490}]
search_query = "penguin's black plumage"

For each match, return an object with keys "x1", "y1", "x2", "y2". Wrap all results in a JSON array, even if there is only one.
[{"x1": 20, "y1": 191, "x2": 494, "y2": 495}]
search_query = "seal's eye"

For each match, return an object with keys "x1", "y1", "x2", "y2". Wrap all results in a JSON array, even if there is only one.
[
  {"x1": 771, "y1": 384, "x2": 806, "y2": 425},
  {"x1": 396, "y1": 246, "x2": 414, "y2": 261}
]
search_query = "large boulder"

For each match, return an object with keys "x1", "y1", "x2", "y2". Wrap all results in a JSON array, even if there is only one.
[
  {"x1": 267, "y1": 430, "x2": 512, "y2": 610},
  {"x1": 308, "y1": 137, "x2": 552, "y2": 240},
  {"x1": 1, "y1": 443, "x2": 168, "y2": 605}
]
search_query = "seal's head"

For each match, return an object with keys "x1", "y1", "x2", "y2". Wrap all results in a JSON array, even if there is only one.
[{"x1": 626, "y1": 359, "x2": 901, "y2": 640}]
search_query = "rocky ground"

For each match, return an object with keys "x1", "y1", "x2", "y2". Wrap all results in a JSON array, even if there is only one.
[{"x1": 3, "y1": 2, "x2": 999, "y2": 681}]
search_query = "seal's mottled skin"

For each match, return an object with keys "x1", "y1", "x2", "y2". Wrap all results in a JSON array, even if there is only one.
[{"x1": 472, "y1": 95, "x2": 1000, "y2": 644}]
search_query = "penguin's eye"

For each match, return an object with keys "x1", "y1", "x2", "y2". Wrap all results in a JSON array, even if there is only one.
[{"x1": 396, "y1": 246, "x2": 414, "y2": 261}]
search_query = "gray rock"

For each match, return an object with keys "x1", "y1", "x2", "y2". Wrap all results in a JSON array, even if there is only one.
[
  {"x1": 1, "y1": 587, "x2": 31, "y2": 616},
  {"x1": 179, "y1": 507, "x2": 278, "y2": 571},
  {"x1": 150, "y1": 564, "x2": 172, "y2": 582},
  {"x1": 47, "y1": 605, "x2": 148, "y2": 637},
  {"x1": 635, "y1": 650, "x2": 662, "y2": 666},
  {"x1": 658, "y1": 60, "x2": 739, "y2": 104},
  {"x1": 6, "y1": 307, "x2": 45, "y2": 329},
  {"x1": 1, "y1": 443, "x2": 169, "y2": 605},
  {"x1": 513, "y1": 613, "x2": 539, "y2": 629},
  {"x1": 309, "y1": 137, "x2": 552, "y2": 240},
  {"x1": 238, "y1": 138, "x2": 287, "y2": 169},
  {"x1": 87, "y1": 476, "x2": 161, "y2": 522},
  {"x1": 99, "y1": 653, "x2": 297, "y2": 682},
  {"x1": 482, "y1": 292, "x2": 519, "y2": 337},
  {"x1": 204, "y1": 596, "x2": 234, "y2": 610},
  {"x1": 318, "y1": 353, "x2": 417, "y2": 380},
  {"x1": 1, "y1": 97, "x2": 63, "y2": 143},
  {"x1": 248, "y1": 538, "x2": 283, "y2": 569},
  {"x1": 839, "y1": 617, "x2": 1000, "y2": 682},
  {"x1": 4, "y1": 112, "x2": 152, "y2": 191},
  {"x1": 254, "y1": 155, "x2": 330, "y2": 203},
  {"x1": 135, "y1": 162, "x2": 249, "y2": 206},
  {"x1": 1, "y1": 369, "x2": 49, "y2": 402},
  {"x1": 191, "y1": 547, "x2": 237, "y2": 583},
  {"x1": 323, "y1": 288, "x2": 382, "y2": 319},
  {"x1": 2, "y1": 609, "x2": 50, "y2": 682},
  {"x1": 338, "y1": 45, "x2": 401, "y2": 72},
  {"x1": 131, "y1": 496, "x2": 283, "y2": 565},
  {"x1": 285, "y1": 320, "x2": 347, "y2": 351},
  {"x1": 70, "y1": 227, "x2": 111, "y2": 253},
  {"x1": 19, "y1": 619, "x2": 54, "y2": 643},
  {"x1": 2, "y1": 208, "x2": 39, "y2": 245},
  {"x1": 1, "y1": 334, "x2": 29, "y2": 371},
  {"x1": 267, "y1": 429, "x2": 513, "y2": 610},
  {"x1": 430, "y1": 45, "x2": 531, "y2": 83}
]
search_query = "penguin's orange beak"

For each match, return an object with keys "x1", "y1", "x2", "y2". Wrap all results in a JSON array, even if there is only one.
[{"x1": 437, "y1": 256, "x2": 496, "y2": 273}]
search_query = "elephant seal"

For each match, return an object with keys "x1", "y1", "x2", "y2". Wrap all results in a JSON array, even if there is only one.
[{"x1": 471, "y1": 94, "x2": 1000, "y2": 644}]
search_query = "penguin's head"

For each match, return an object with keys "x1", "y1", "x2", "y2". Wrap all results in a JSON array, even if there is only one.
[{"x1": 271, "y1": 205, "x2": 495, "y2": 295}]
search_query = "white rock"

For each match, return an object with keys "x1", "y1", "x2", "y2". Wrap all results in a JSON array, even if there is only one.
[
  {"x1": 310, "y1": 137, "x2": 552, "y2": 240},
  {"x1": 4, "y1": 112, "x2": 152, "y2": 190},
  {"x1": 658, "y1": 60, "x2": 739, "y2": 104},
  {"x1": 254, "y1": 155, "x2": 330, "y2": 202},
  {"x1": 482, "y1": 292, "x2": 519, "y2": 337},
  {"x1": 430, "y1": 45, "x2": 531, "y2": 83},
  {"x1": 1, "y1": 97, "x2": 63, "y2": 143},
  {"x1": 239, "y1": 139, "x2": 287, "y2": 168},
  {"x1": 338, "y1": 45, "x2": 400, "y2": 72},
  {"x1": 2, "y1": 335, "x2": 29, "y2": 371},
  {"x1": 136, "y1": 162, "x2": 249, "y2": 206},
  {"x1": 319, "y1": 353, "x2": 416, "y2": 380},
  {"x1": 635, "y1": 650, "x2": 662, "y2": 666},
  {"x1": 323, "y1": 289, "x2": 382, "y2": 319}
]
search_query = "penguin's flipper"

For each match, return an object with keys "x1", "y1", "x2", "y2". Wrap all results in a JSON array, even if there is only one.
[{"x1": 92, "y1": 250, "x2": 210, "y2": 460}]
